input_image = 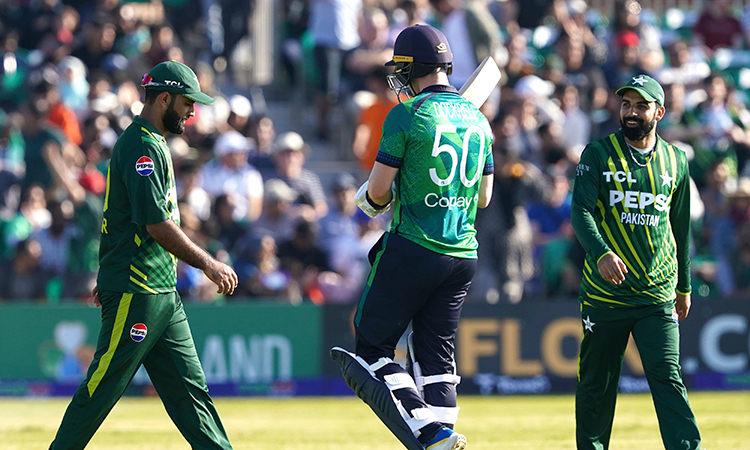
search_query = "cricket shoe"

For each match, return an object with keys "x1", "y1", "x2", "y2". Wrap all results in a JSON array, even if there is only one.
[{"x1": 425, "y1": 426, "x2": 466, "y2": 450}]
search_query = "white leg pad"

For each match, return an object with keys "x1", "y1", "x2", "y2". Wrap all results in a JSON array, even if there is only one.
[
  {"x1": 383, "y1": 372, "x2": 419, "y2": 392},
  {"x1": 415, "y1": 373, "x2": 461, "y2": 388},
  {"x1": 428, "y1": 404, "x2": 461, "y2": 425},
  {"x1": 404, "y1": 406, "x2": 439, "y2": 433}
]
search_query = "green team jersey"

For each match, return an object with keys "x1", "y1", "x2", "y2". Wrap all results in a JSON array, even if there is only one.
[
  {"x1": 96, "y1": 116, "x2": 180, "y2": 294},
  {"x1": 376, "y1": 85, "x2": 494, "y2": 258},
  {"x1": 571, "y1": 130, "x2": 691, "y2": 308}
]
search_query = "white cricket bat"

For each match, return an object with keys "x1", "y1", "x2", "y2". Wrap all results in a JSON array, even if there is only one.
[{"x1": 459, "y1": 56, "x2": 502, "y2": 108}]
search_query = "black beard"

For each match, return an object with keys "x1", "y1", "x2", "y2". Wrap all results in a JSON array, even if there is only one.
[
  {"x1": 162, "y1": 97, "x2": 185, "y2": 134},
  {"x1": 620, "y1": 115, "x2": 656, "y2": 141}
]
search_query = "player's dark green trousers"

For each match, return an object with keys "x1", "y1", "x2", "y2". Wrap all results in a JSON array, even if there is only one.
[
  {"x1": 576, "y1": 301, "x2": 701, "y2": 450},
  {"x1": 49, "y1": 291, "x2": 232, "y2": 450}
]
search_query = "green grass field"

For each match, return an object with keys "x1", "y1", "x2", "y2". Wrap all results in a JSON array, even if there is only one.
[{"x1": 2, "y1": 392, "x2": 747, "y2": 449}]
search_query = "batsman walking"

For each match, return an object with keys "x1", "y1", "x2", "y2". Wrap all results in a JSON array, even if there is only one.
[
  {"x1": 571, "y1": 74, "x2": 701, "y2": 450},
  {"x1": 49, "y1": 60, "x2": 238, "y2": 450},
  {"x1": 331, "y1": 24, "x2": 494, "y2": 450}
]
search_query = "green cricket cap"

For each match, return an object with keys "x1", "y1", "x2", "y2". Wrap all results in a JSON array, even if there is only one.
[
  {"x1": 141, "y1": 60, "x2": 215, "y2": 105},
  {"x1": 615, "y1": 74, "x2": 664, "y2": 106}
]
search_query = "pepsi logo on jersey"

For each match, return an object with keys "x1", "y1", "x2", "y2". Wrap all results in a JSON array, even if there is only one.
[{"x1": 135, "y1": 156, "x2": 155, "y2": 176}]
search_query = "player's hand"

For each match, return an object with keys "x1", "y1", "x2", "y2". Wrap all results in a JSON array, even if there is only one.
[
  {"x1": 355, "y1": 181, "x2": 392, "y2": 218},
  {"x1": 91, "y1": 287, "x2": 102, "y2": 307},
  {"x1": 675, "y1": 292, "x2": 691, "y2": 321},
  {"x1": 597, "y1": 252, "x2": 628, "y2": 285},
  {"x1": 204, "y1": 260, "x2": 239, "y2": 296}
]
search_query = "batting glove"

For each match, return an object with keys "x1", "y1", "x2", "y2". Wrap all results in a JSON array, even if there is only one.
[{"x1": 355, "y1": 180, "x2": 393, "y2": 218}]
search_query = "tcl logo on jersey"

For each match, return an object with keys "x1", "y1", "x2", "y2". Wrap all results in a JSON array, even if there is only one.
[
  {"x1": 130, "y1": 323, "x2": 148, "y2": 342},
  {"x1": 135, "y1": 156, "x2": 155, "y2": 176}
]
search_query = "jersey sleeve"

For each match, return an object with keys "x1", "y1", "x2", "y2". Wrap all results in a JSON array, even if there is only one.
[
  {"x1": 669, "y1": 148, "x2": 692, "y2": 294},
  {"x1": 375, "y1": 103, "x2": 410, "y2": 168},
  {"x1": 571, "y1": 143, "x2": 612, "y2": 262},
  {"x1": 123, "y1": 137, "x2": 171, "y2": 226},
  {"x1": 483, "y1": 130, "x2": 494, "y2": 175}
]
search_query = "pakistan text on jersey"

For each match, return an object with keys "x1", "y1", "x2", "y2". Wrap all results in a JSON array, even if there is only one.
[
  {"x1": 620, "y1": 211, "x2": 660, "y2": 226},
  {"x1": 424, "y1": 192, "x2": 478, "y2": 209},
  {"x1": 433, "y1": 102, "x2": 475, "y2": 120}
]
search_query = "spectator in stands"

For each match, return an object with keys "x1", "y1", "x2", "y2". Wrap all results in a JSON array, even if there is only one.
[
  {"x1": 227, "y1": 94, "x2": 253, "y2": 137},
  {"x1": 513, "y1": 0, "x2": 556, "y2": 31},
  {"x1": 1, "y1": 184, "x2": 50, "y2": 262},
  {"x1": 555, "y1": 28, "x2": 608, "y2": 113},
  {"x1": 387, "y1": 1, "x2": 424, "y2": 46},
  {"x1": 428, "y1": 0, "x2": 506, "y2": 89},
  {"x1": 200, "y1": 129, "x2": 264, "y2": 223},
  {"x1": 31, "y1": 199, "x2": 80, "y2": 280},
  {"x1": 15, "y1": 0, "x2": 63, "y2": 51},
  {"x1": 693, "y1": 0, "x2": 744, "y2": 58},
  {"x1": 248, "y1": 113, "x2": 277, "y2": 180},
  {"x1": 71, "y1": 12, "x2": 116, "y2": 72},
  {"x1": 316, "y1": 173, "x2": 368, "y2": 304},
  {"x1": 277, "y1": 218, "x2": 332, "y2": 303},
  {"x1": 176, "y1": 160, "x2": 211, "y2": 222},
  {"x1": 712, "y1": 178, "x2": 750, "y2": 297},
  {"x1": 34, "y1": 67, "x2": 83, "y2": 147},
  {"x1": 203, "y1": 193, "x2": 248, "y2": 255},
  {"x1": 234, "y1": 230, "x2": 302, "y2": 303},
  {"x1": 113, "y1": 3, "x2": 150, "y2": 60},
  {"x1": 269, "y1": 131, "x2": 328, "y2": 221},
  {"x1": 607, "y1": 0, "x2": 662, "y2": 65},
  {"x1": 527, "y1": 173, "x2": 574, "y2": 296},
  {"x1": 345, "y1": 7, "x2": 394, "y2": 93},
  {"x1": 689, "y1": 73, "x2": 750, "y2": 185},
  {"x1": 554, "y1": 82, "x2": 590, "y2": 157},
  {"x1": 279, "y1": 0, "x2": 311, "y2": 89},
  {"x1": 602, "y1": 30, "x2": 649, "y2": 91},
  {"x1": 0, "y1": 238, "x2": 50, "y2": 301},
  {"x1": 536, "y1": 121, "x2": 569, "y2": 173},
  {"x1": 501, "y1": 31, "x2": 536, "y2": 94},
  {"x1": 655, "y1": 38, "x2": 711, "y2": 91},
  {"x1": 57, "y1": 56, "x2": 90, "y2": 115},
  {"x1": 308, "y1": 0, "x2": 362, "y2": 141},
  {"x1": 318, "y1": 173, "x2": 359, "y2": 254},
  {"x1": 352, "y1": 68, "x2": 400, "y2": 173},
  {"x1": 658, "y1": 81, "x2": 702, "y2": 149},
  {"x1": 65, "y1": 167, "x2": 104, "y2": 300},
  {"x1": 20, "y1": 97, "x2": 67, "y2": 191},
  {"x1": 0, "y1": 110, "x2": 24, "y2": 209},
  {"x1": 253, "y1": 178, "x2": 299, "y2": 242},
  {"x1": 474, "y1": 140, "x2": 548, "y2": 304}
]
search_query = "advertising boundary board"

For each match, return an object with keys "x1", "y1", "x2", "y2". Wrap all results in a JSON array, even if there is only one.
[
  {"x1": 0, "y1": 302, "x2": 326, "y2": 396},
  {"x1": 322, "y1": 299, "x2": 750, "y2": 395},
  {"x1": 0, "y1": 299, "x2": 748, "y2": 396}
]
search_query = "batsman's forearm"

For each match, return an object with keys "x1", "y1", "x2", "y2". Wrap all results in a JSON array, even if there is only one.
[{"x1": 146, "y1": 220, "x2": 214, "y2": 271}]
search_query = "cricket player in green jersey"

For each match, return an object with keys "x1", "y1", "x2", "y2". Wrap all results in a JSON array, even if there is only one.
[
  {"x1": 331, "y1": 25, "x2": 494, "y2": 450},
  {"x1": 49, "y1": 61, "x2": 238, "y2": 450},
  {"x1": 571, "y1": 74, "x2": 701, "y2": 450}
]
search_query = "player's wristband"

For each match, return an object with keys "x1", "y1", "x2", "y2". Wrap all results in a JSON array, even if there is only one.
[{"x1": 366, "y1": 191, "x2": 389, "y2": 210}]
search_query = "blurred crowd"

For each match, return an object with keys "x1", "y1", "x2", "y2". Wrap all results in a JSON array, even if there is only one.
[{"x1": 2, "y1": 0, "x2": 750, "y2": 305}]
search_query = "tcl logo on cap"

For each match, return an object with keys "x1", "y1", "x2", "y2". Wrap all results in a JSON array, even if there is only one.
[
  {"x1": 130, "y1": 323, "x2": 148, "y2": 342},
  {"x1": 135, "y1": 156, "x2": 154, "y2": 176}
]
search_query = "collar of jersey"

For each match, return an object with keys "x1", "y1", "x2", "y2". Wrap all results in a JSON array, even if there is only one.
[
  {"x1": 133, "y1": 115, "x2": 166, "y2": 142},
  {"x1": 419, "y1": 84, "x2": 459, "y2": 95}
]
